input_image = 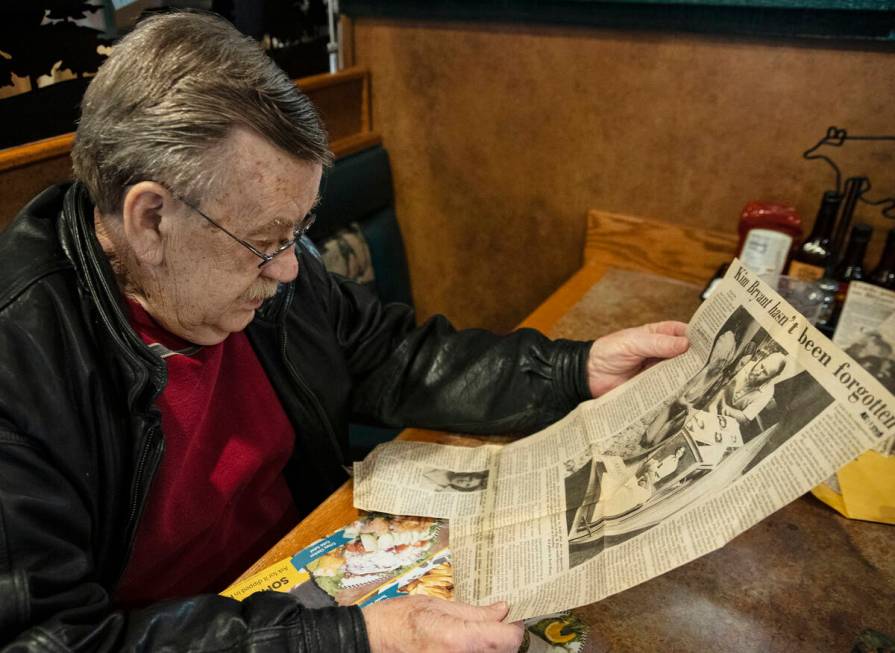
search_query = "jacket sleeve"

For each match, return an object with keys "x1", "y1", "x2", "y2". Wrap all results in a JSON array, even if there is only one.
[
  {"x1": 0, "y1": 422, "x2": 370, "y2": 653},
  {"x1": 301, "y1": 251, "x2": 593, "y2": 434}
]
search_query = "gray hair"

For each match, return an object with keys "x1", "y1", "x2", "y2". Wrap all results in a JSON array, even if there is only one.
[{"x1": 72, "y1": 10, "x2": 331, "y2": 215}]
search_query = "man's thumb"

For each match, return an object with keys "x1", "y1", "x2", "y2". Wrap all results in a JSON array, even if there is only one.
[
  {"x1": 640, "y1": 333, "x2": 689, "y2": 359},
  {"x1": 484, "y1": 601, "x2": 510, "y2": 621}
]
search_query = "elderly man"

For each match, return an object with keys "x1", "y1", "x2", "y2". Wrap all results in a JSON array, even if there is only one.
[{"x1": 0, "y1": 11, "x2": 688, "y2": 653}]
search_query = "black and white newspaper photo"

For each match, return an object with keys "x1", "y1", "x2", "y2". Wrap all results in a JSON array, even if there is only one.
[
  {"x1": 353, "y1": 441, "x2": 499, "y2": 518},
  {"x1": 560, "y1": 305, "x2": 833, "y2": 569},
  {"x1": 833, "y1": 281, "x2": 895, "y2": 397},
  {"x1": 832, "y1": 283, "x2": 895, "y2": 456},
  {"x1": 353, "y1": 260, "x2": 895, "y2": 620}
]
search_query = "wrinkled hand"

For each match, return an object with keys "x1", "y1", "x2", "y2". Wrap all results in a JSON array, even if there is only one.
[
  {"x1": 363, "y1": 596, "x2": 523, "y2": 653},
  {"x1": 587, "y1": 321, "x2": 689, "y2": 397}
]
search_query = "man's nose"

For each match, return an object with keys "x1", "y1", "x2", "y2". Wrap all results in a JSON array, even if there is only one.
[{"x1": 261, "y1": 248, "x2": 299, "y2": 283}]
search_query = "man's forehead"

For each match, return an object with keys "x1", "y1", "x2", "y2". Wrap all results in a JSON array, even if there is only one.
[
  {"x1": 219, "y1": 128, "x2": 323, "y2": 210},
  {"x1": 219, "y1": 156, "x2": 323, "y2": 232},
  {"x1": 249, "y1": 193, "x2": 321, "y2": 232},
  {"x1": 228, "y1": 162, "x2": 321, "y2": 204}
]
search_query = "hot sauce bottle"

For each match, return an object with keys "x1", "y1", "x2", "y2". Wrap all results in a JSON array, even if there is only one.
[
  {"x1": 788, "y1": 191, "x2": 841, "y2": 281},
  {"x1": 813, "y1": 178, "x2": 868, "y2": 336},
  {"x1": 818, "y1": 224, "x2": 873, "y2": 337},
  {"x1": 870, "y1": 228, "x2": 895, "y2": 290},
  {"x1": 834, "y1": 223, "x2": 872, "y2": 291}
]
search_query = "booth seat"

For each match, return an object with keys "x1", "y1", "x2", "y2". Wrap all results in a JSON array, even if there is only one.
[{"x1": 308, "y1": 145, "x2": 412, "y2": 459}]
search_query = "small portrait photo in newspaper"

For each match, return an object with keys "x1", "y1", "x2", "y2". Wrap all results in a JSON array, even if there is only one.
[
  {"x1": 420, "y1": 467, "x2": 490, "y2": 493},
  {"x1": 563, "y1": 306, "x2": 836, "y2": 567},
  {"x1": 845, "y1": 331, "x2": 894, "y2": 394},
  {"x1": 841, "y1": 319, "x2": 895, "y2": 456}
]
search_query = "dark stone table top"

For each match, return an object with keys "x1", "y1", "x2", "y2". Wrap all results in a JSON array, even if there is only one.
[{"x1": 580, "y1": 495, "x2": 893, "y2": 652}]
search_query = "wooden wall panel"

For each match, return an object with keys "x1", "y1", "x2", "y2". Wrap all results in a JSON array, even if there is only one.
[{"x1": 351, "y1": 19, "x2": 895, "y2": 332}]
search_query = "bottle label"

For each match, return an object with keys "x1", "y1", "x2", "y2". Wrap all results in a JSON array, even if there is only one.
[
  {"x1": 788, "y1": 260, "x2": 825, "y2": 281},
  {"x1": 740, "y1": 229, "x2": 793, "y2": 287}
]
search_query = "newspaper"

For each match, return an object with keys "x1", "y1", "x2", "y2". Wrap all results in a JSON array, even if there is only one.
[
  {"x1": 354, "y1": 260, "x2": 895, "y2": 621},
  {"x1": 831, "y1": 281, "x2": 895, "y2": 457},
  {"x1": 833, "y1": 281, "x2": 895, "y2": 350}
]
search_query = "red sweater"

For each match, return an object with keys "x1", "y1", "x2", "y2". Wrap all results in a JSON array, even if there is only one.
[{"x1": 115, "y1": 301, "x2": 298, "y2": 605}]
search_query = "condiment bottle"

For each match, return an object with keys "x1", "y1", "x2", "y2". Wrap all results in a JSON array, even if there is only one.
[
  {"x1": 813, "y1": 180, "x2": 868, "y2": 337},
  {"x1": 788, "y1": 191, "x2": 841, "y2": 281},
  {"x1": 737, "y1": 201, "x2": 802, "y2": 287},
  {"x1": 821, "y1": 223, "x2": 874, "y2": 335},
  {"x1": 835, "y1": 223, "x2": 873, "y2": 289},
  {"x1": 701, "y1": 201, "x2": 802, "y2": 300},
  {"x1": 869, "y1": 228, "x2": 895, "y2": 290},
  {"x1": 828, "y1": 177, "x2": 868, "y2": 268}
]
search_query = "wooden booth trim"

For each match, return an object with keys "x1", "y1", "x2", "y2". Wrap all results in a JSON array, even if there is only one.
[
  {"x1": 0, "y1": 133, "x2": 76, "y2": 173},
  {"x1": 331, "y1": 131, "x2": 382, "y2": 159},
  {"x1": 0, "y1": 66, "x2": 377, "y2": 174}
]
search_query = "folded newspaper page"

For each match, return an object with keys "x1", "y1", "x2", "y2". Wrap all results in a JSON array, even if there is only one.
[{"x1": 354, "y1": 260, "x2": 895, "y2": 620}]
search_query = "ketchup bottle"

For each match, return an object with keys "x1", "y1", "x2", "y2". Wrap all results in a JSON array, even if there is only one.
[
  {"x1": 736, "y1": 201, "x2": 803, "y2": 285},
  {"x1": 702, "y1": 201, "x2": 802, "y2": 299}
]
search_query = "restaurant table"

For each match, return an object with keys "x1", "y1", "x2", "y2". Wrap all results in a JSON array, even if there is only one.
[{"x1": 239, "y1": 264, "x2": 895, "y2": 652}]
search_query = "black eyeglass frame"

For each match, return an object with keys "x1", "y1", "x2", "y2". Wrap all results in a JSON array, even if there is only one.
[{"x1": 176, "y1": 195, "x2": 316, "y2": 268}]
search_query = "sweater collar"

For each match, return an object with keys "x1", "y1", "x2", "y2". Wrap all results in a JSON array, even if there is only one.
[{"x1": 58, "y1": 182, "x2": 168, "y2": 409}]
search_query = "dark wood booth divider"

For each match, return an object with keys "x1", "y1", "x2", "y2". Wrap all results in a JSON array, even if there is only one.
[{"x1": 0, "y1": 67, "x2": 381, "y2": 229}]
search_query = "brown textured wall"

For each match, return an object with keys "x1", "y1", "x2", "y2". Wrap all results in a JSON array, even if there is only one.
[{"x1": 352, "y1": 19, "x2": 895, "y2": 332}]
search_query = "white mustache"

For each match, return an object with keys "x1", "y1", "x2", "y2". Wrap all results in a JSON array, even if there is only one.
[{"x1": 241, "y1": 279, "x2": 280, "y2": 302}]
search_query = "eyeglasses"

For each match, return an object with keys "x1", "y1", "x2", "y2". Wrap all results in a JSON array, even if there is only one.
[{"x1": 177, "y1": 195, "x2": 316, "y2": 268}]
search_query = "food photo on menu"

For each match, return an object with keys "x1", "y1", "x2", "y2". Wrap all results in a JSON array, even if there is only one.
[
  {"x1": 221, "y1": 513, "x2": 447, "y2": 608},
  {"x1": 221, "y1": 512, "x2": 593, "y2": 652},
  {"x1": 305, "y1": 514, "x2": 445, "y2": 605}
]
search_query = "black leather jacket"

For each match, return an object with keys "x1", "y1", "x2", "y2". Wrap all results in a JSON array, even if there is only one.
[{"x1": 0, "y1": 183, "x2": 591, "y2": 652}]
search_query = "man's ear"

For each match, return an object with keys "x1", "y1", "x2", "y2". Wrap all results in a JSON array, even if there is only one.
[{"x1": 121, "y1": 182, "x2": 173, "y2": 266}]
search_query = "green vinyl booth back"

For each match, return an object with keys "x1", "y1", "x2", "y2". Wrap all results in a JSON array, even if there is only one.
[{"x1": 308, "y1": 145, "x2": 412, "y2": 460}]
